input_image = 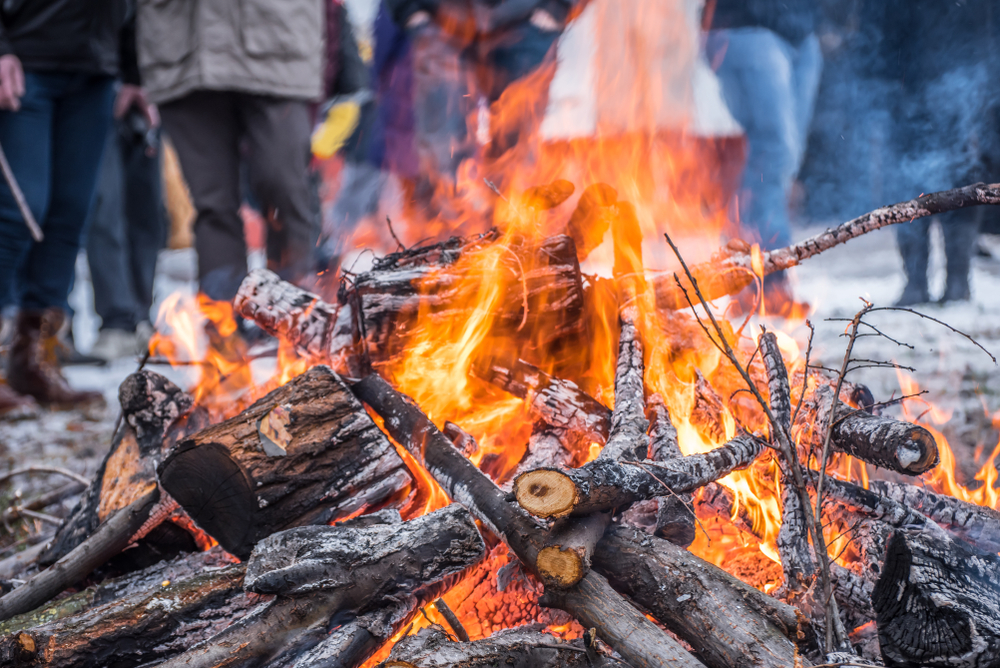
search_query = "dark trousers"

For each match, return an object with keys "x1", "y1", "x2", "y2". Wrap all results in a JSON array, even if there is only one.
[
  {"x1": 0, "y1": 73, "x2": 114, "y2": 310},
  {"x1": 896, "y1": 207, "x2": 981, "y2": 292},
  {"x1": 85, "y1": 126, "x2": 166, "y2": 331},
  {"x1": 161, "y1": 91, "x2": 316, "y2": 301}
]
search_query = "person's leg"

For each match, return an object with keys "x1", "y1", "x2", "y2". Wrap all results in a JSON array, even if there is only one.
[
  {"x1": 709, "y1": 28, "x2": 797, "y2": 250},
  {"x1": 9, "y1": 74, "x2": 112, "y2": 407},
  {"x1": 122, "y1": 130, "x2": 167, "y2": 324},
  {"x1": 86, "y1": 126, "x2": 141, "y2": 333},
  {"x1": 160, "y1": 92, "x2": 245, "y2": 301},
  {"x1": 239, "y1": 95, "x2": 316, "y2": 286},
  {"x1": 895, "y1": 218, "x2": 931, "y2": 306},
  {"x1": 941, "y1": 207, "x2": 980, "y2": 303}
]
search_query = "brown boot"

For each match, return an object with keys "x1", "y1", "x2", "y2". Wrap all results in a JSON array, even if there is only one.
[{"x1": 7, "y1": 310, "x2": 105, "y2": 409}]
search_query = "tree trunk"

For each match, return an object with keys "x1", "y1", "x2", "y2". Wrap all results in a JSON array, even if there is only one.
[
  {"x1": 378, "y1": 626, "x2": 631, "y2": 668},
  {"x1": 158, "y1": 365, "x2": 412, "y2": 559},
  {"x1": 351, "y1": 373, "x2": 707, "y2": 668},
  {"x1": 154, "y1": 505, "x2": 485, "y2": 668},
  {"x1": 593, "y1": 524, "x2": 804, "y2": 668},
  {"x1": 873, "y1": 529, "x2": 1000, "y2": 668}
]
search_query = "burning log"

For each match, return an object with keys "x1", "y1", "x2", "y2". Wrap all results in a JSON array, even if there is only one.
[
  {"x1": 868, "y1": 479, "x2": 1000, "y2": 553},
  {"x1": 234, "y1": 268, "x2": 361, "y2": 376},
  {"x1": 511, "y1": 432, "x2": 763, "y2": 519},
  {"x1": 817, "y1": 474, "x2": 949, "y2": 540},
  {"x1": 827, "y1": 402, "x2": 938, "y2": 475},
  {"x1": 828, "y1": 564, "x2": 876, "y2": 630},
  {"x1": 158, "y1": 365, "x2": 412, "y2": 559},
  {"x1": 653, "y1": 182, "x2": 1000, "y2": 309},
  {"x1": 270, "y1": 604, "x2": 411, "y2": 668},
  {"x1": 473, "y1": 354, "x2": 610, "y2": 448},
  {"x1": 352, "y1": 372, "x2": 708, "y2": 668},
  {"x1": 873, "y1": 529, "x2": 1000, "y2": 667},
  {"x1": 593, "y1": 524, "x2": 804, "y2": 668},
  {"x1": 377, "y1": 625, "x2": 630, "y2": 668},
  {"x1": 622, "y1": 396, "x2": 695, "y2": 547},
  {"x1": 0, "y1": 550, "x2": 251, "y2": 668},
  {"x1": 40, "y1": 370, "x2": 196, "y2": 566},
  {"x1": 155, "y1": 505, "x2": 485, "y2": 668}
]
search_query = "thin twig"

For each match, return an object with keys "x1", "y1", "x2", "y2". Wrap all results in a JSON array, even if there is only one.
[
  {"x1": 664, "y1": 230, "x2": 848, "y2": 652},
  {"x1": 0, "y1": 466, "x2": 89, "y2": 487},
  {"x1": 433, "y1": 597, "x2": 470, "y2": 642},
  {"x1": 869, "y1": 306, "x2": 996, "y2": 364},
  {"x1": 791, "y1": 320, "x2": 815, "y2": 427},
  {"x1": 11, "y1": 508, "x2": 62, "y2": 526},
  {"x1": 386, "y1": 215, "x2": 406, "y2": 251}
]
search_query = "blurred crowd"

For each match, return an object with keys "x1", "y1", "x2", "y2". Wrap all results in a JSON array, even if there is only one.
[{"x1": 0, "y1": 0, "x2": 997, "y2": 417}]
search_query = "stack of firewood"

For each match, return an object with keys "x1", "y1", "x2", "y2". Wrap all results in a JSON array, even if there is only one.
[{"x1": 2, "y1": 183, "x2": 1000, "y2": 668}]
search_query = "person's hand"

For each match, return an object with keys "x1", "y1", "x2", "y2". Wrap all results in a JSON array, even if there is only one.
[
  {"x1": 529, "y1": 8, "x2": 559, "y2": 31},
  {"x1": 0, "y1": 55, "x2": 25, "y2": 112},
  {"x1": 114, "y1": 84, "x2": 160, "y2": 129},
  {"x1": 406, "y1": 10, "x2": 431, "y2": 29}
]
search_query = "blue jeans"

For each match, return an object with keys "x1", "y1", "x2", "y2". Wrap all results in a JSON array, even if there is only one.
[
  {"x1": 707, "y1": 29, "x2": 822, "y2": 249},
  {"x1": 0, "y1": 72, "x2": 115, "y2": 310}
]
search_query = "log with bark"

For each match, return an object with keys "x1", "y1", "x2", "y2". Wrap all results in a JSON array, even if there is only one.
[
  {"x1": 653, "y1": 182, "x2": 1000, "y2": 309},
  {"x1": 158, "y1": 365, "x2": 413, "y2": 559},
  {"x1": 39, "y1": 370, "x2": 197, "y2": 567},
  {"x1": 0, "y1": 549, "x2": 250, "y2": 668},
  {"x1": 154, "y1": 505, "x2": 485, "y2": 668},
  {"x1": 352, "y1": 372, "x2": 708, "y2": 668},
  {"x1": 869, "y1": 479, "x2": 1000, "y2": 553},
  {"x1": 873, "y1": 528, "x2": 1000, "y2": 667},
  {"x1": 472, "y1": 354, "x2": 610, "y2": 448},
  {"x1": 512, "y1": 432, "x2": 764, "y2": 518},
  {"x1": 593, "y1": 524, "x2": 806, "y2": 668},
  {"x1": 622, "y1": 396, "x2": 696, "y2": 547},
  {"x1": 378, "y1": 625, "x2": 630, "y2": 668}
]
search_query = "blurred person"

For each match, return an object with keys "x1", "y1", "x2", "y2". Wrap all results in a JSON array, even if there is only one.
[
  {"x1": 85, "y1": 86, "x2": 166, "y2": 362},
  {"x1": 705, "y1": 0, "x2": 822, "y2": 314},
  {"x1": 136, "y1": 0, "x2": 325, "y2": 302},
  {"x1": 864, "y1": 0, "x2": 1000, "y2": 306},
  {"x1": 0, "y1": 0, "x2": 151, "y2": 412}
]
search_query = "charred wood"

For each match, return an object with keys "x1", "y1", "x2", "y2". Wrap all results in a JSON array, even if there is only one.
[
  {"x1": 868, "y1": 479, "x2": 1000, "y2": 553},
  {"x1": 155, "y1": 505, "x2": 484, "y2": 668},
  {"x1": 158, "y1": 366, "x2": 412, "y2": 559},
  {"x1": 593, "y1": 524, "x2": 803, "y2": 668},
  {"x1": 378, "y1": 625, "x2": 630, "y2": 668},
  {"x1": 653, "y1": 182, "x2": 1000, "y2": 309},
  {"x1": 512, "y1": 433, "x2": 764, "y2": 518},
  {"x1": 40, "y1": 370, "x2": 195, "y2": 566},
  {"x1": 352, "y1": 373, "x2": 707, "y2": 668},
  {"x1": 873, "y1": 529, "x2": 1000, "y2": 667}
]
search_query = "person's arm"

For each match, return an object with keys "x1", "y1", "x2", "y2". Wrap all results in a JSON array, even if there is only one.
[
  {"x1": 0, "y1": 17, "x2": 24, "y2": 111},
  {"x1": 114, "y1": 14, "x2": 159, "y2": 133}
]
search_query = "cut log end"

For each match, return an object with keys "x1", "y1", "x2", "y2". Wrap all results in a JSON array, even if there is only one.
[
  {"x1": 536, "y1": 545, "x2": 586, "y2": 588},
  {"x1": 513, "y1": 469, "x2": 577, "y2": 518},
  {"x1": 897, "y1": 430, "x2": 939, "y2": 473}
]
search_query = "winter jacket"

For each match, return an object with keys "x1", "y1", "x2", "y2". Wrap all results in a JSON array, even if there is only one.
[
  {"x1": 0, "y1": 0, "x2": 137, "y2": 82},
  {"x1": 136, "y1": 0, "x2": 325, "y2": 105},
  {"x1": 710, "y1": 0, "x2": 818, "y2": 45}
]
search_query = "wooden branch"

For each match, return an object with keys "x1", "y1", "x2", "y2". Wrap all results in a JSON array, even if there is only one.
[
  {"x1": 0, "y1": 551, "x2": 251, "y2": 668},
  {"x1": 654, "y1": 182, "x2": 1000, "y2": 309},
  {"x1": 828, "y1": 404, "x2": 938, "y2": 475},
  {"x1": 0, "y1": 489, "x2": 159, "y2": 622},
  {"x1": 869, "y1": 479, "x2": 1000, "y2": 553},
  {"x1": 593, "y1": 524, "x2": 803, "y2": 668},
  {"x1": 816, "y1": 473, "x2": 950, "y2": 541},
  {"x1": 1, "y1": 482, "x2": 86, "y2": 527},
  {"x1": 873, "y1": 529, "x2": 1000, "y2": 667},
  {"x1": 270, "y1": 603, "x2": 410, "y2": 668},
  {"x1": 379, "y1": 625, "x2": 630, "y2": 668},
  {"x1": 761, "y1": 332, "x2": 815, "y2": 598},
  {"x1": 158, "y1": 366, "x2": 412, "y2": 559},
  {"x1": 352, "y1": 373, "x2": 707, "y2": 668},
  {"x1": 155, "y1": 505, "x2": 484, "y2": 668},
  {"x1": 472, "y1": 355, "x2": 610, "y2": 447},
  {"x1": 828, "y1": 564, "x2": 875, "y2": 630},
  {"x1": 512, "y1": 433, "x2": 763, "y2": 518},
  {"x1": 622, "y1": 396, "x2": 695, "y2": 546},
  {"x1": 536, "y1": 513, "x2": 611, "y2": 588}
]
